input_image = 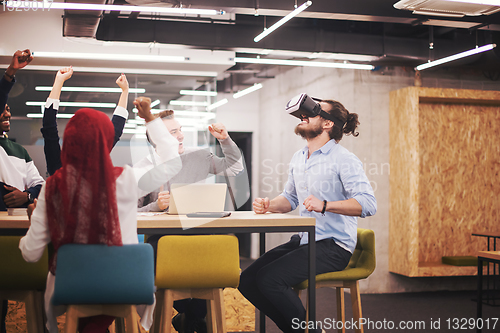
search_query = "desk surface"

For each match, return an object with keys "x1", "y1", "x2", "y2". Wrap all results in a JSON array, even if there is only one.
[
  {"x1": 472, "y1": 231, "x2": 500, "y2": 238},
  {"x1": 0, "y1": 211, "x2": 316, "y2": 233},
  {"x1": 478, "y1": 251, "x2": 500, "y2": 261}
]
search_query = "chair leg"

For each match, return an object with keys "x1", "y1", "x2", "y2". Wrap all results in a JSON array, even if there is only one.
[
  {"x1": 213, "y1": 289, "x2": 226, "y2": 333},
  {"x1": 161, "y1": 290, "x2": 175, "y2": 333},
  {"x1": 124, "y1": 306, "x2": 139, "y2": 333},
  {"x1": 64, "y1": 306, "x2": 79, "y2": 333},
  {"x1": 349, "y1": 281, "x2": 363, "y2": 333},
  {"x1": 25, "y1": 291, "x2": 42, "y2": 333},
  {"x1": 336, "y1": 288, "x2": 345, "y2": 333},
  {"x1": 151, "y1": 290, "x2": 164, "y2": 333},
  {"x1": 206, "y1": 298, "x2": 216, "y2": 333}
]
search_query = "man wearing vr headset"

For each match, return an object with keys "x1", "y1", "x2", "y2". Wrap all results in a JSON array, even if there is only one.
[{"x1": 239, "y1": 94, "x2": 377, "y2": 333}]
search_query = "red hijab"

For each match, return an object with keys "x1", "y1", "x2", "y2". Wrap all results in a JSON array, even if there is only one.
[{"x1": 45, "y1": 108, "x2": 123, "y2": 273}]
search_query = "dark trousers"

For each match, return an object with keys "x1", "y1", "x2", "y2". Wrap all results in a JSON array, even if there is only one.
[{"x1": 238, "y1": 235, "x2": 351, "y2": 333}]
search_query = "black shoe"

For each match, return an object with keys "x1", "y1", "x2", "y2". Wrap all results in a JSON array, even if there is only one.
[
  {"x1": 172, "y1": 313, "x2": 186, "y2": 333},
  {"x1": 193, "y1": 317, "x2": 207, "y2": 333}
]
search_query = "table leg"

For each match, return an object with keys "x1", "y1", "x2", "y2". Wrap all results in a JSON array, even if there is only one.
[
  {"x1": 308, "y1": 228, "x2": 316, "y2": 324},
  {"x1": 259, "y1": 233, "x2": 266, "y2": 333},
  {"x1": 477, "y1": 257, "x2": 483, "y2": 333}
]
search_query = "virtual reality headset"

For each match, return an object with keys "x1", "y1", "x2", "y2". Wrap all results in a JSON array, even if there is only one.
[{"x1": 285, "y1": 93, "x2": 345, "y2": 128}]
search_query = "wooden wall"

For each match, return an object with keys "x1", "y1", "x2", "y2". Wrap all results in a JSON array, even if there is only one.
[{"x1": 389, "y1": 87, "x2": 500, "y2": 277}]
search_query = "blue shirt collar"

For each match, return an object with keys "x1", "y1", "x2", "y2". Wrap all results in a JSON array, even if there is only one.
[{"x1": 301, "y1": 139, "x2": 337, "y2": 156}]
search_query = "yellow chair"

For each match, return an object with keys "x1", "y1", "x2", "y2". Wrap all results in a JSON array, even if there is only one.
[
  {"x1": 0, "y1": 236, "x2": 48, "y2": 333},
  {"x1": 153, "y1": 235, "x2": 240, "y2": 333},
  {"x1": 294, "y1": 228, "x2": 376, "y2": 333}
]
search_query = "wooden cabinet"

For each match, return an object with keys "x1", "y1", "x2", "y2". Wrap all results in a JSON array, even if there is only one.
[{"x1": 389, "y1": 87, "x2": 500, "y2": 277}]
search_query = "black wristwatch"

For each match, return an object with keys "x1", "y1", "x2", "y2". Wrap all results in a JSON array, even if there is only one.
[{"x1": 26, "y1": 191, "x2": 34, "y2": 204}]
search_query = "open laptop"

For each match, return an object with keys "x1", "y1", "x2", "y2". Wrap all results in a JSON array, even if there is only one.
[{"x1": 168, "y1": 183, "x2": 227, "y2": 215}]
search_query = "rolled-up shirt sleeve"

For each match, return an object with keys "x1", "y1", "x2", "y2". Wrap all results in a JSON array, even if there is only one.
[
  {"x1": 340, "y1": 154, "x2": 377, "y2": 218},
  {"x1": 280, "y1": 161, "x2": 299, "y2": 211}
]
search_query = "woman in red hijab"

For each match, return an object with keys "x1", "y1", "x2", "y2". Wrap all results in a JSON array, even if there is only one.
[{"x1": 20, "y1": 107, "x2": 144, "y2": 333}]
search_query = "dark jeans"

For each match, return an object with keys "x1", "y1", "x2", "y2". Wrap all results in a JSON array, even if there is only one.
[{"x1": 238, "y1": 234, "x2": 351, "y2": 333}]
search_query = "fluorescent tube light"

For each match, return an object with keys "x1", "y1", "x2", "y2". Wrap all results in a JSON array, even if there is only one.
[
  {"x1": 151, "y1": 99, "x2": 161, "y2": 108},
  {"x1": 5, "y1": 1, "x2": 222, "y2": 15},
  {"x1": 254, "y1": 1, "x2": 312, "y2": 42},
  {"x1": 233, "y1": 83, "x2": 263, "y2": 99},
  {"x1": 206, "y1": 99, "x2": 228, "y2": 111},
  {"x1": 35, "y1": 86, "x2": 146, "y2": 93},
  {"x1": 415, "y1": 43, "x2": 496, "y2": 71},
  {"x1": 235, "y1": 57, "x2": 375, "y2": 70},
  {"x1": 26, "y1": 101, "x2": 117, "y2": 108},
  {"x1": 308, "y1": 52, "x2": 382, "y2": 62},
  {"x1": 32, "y1": 51, "x2": 186, "y2": 63},
  {"x1": 173, "y1": 110, "x2": 216, "y2": 119},
  {"x1": 180, "y1": 90, "x2": 218, "y2": 97},
  {"x1": 0, "y1": 65, "x2": 217, "y2": 77},
  {"x1": 169, "y1": 101, "x2": 209, "y2": 106},
  {"x1": 445, "y1": 1, "x2": 500, "y2": 6},
  {"x1": 27, "y1": 113, "x2": 74, "y2": 119}
]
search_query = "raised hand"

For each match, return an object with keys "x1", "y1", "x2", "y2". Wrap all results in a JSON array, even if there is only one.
[
  {"x1": 208, "y1": 123, "x2": 228, "y2": 140},
  {"x1": 133, "y1": 97, "x2": 155, "y2": 123},
  {"x1": 5, "y1": 49, "x2": 33, "y2": 81},
  {"x1": 116, "y1": 73, "x2": 129, "y2": 91},
  {"x1": 10, "y1": 49, "x2": 33, "y2": 70},
  {"x1": 55, "y1": 67, "x2": 73, "y2": 83}
]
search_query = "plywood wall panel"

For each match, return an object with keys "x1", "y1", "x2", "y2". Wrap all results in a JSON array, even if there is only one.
[
  {"x1": 389, "y1": 87, "x2": 500, "y2": 277},
  {"x1": 389, "y1": 87, "x2": 420, "y2": 276},
  {"x1": 418, "y1": 102, "x2": 500, "y2": 263}
]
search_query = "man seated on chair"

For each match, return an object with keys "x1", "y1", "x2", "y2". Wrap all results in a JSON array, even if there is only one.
[
  {"x1": 137, "y1": 110, "x2": 244, "y2": 333},
  {"x1": 238, "y1": 96, "x2": 377, "y2": 333}
]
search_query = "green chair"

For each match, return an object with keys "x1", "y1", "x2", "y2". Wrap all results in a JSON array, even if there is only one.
[
  {"x1": 294, "y1": 228, "x2": 376, "y2": 333},
  {"x1": 152, "y1": 235, "x2": 240, "y2": 333},
  {"x1": 0, "y1": 236, "x2": 49, "y2": 333}
]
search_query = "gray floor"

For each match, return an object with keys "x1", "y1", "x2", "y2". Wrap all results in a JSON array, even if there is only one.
[{"x1": 240, "y1": 259, "x2": 499, "y2": 333}]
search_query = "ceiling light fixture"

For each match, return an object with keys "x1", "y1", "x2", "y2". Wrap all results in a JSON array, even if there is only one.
[
  {"x1": 179, "y1": 90, "x2": 218, "y2": 96},
  {"x1": 235, "y1": 57, "x2": 375, "y2": 70},
  {"x1": 169, "y1": 101, "x2": 209, "y2": 106},
  {"x1": 150, "y1": 99, "x2": 161, "y2": 108},
  {"x1": 0, "y1": 65, "x2": 218, "y2": 77},
  {"x1": 32, "y1": 51, "x2": 186, "y2": 63},
  {"x1": 254, "y1": 1, "x2": 312, "y2": 42},
  {"x1": 415, "y1": 43, "x2": 496, "y2": 70},
  {"x1": 26, "y1": 101, "x2": 117, "y2": 108},
  {"x1": 437, "y1": 0, "x2": 500, "y2": 7},
  {"x1": 27, "y1": 113, "x2": 74, "y2": 119},
  {"x1": 233, "y1": 83, "x2": 263, "y2": 99},
  {"x1": 5, "y1": 1, "x2": 223, "y2": 15},
  {"x1": 35, "y1": 86, "x2": 146, "y2": 93},
  {"x1": 173, "y1": 110, "x2": 217, "y2": 119},
  {"x1": 206, "y1": 99, "x2": 229, "y2": 111}
]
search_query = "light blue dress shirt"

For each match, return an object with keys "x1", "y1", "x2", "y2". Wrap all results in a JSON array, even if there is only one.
[{"x1": 280, "y1": 139, "x2": 377, "y2": 253}]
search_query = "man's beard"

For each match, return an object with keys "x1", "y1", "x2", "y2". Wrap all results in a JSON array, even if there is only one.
[{"x1": 294, "y1": 122, "x2": 323, "y2": 139}]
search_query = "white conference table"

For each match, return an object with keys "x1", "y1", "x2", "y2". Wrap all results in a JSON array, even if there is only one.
[{"x1": 0, "y1": 210, "x2": 317, "y2": 332}]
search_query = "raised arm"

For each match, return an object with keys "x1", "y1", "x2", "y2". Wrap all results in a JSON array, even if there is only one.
[
  {"x1": 1, "y1": 49, "x2": 33, "y2": 112},
  {"x1": 42, "y1": 67, "x2": 73, "y2": 175},
  {"x1": 208, "y1": 123, "x2": 244, "y2": 177},
  {"x1": 111, "y1": 74, "x2": 129, "y2": 147}
]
